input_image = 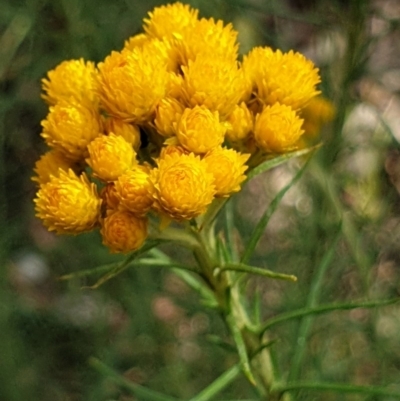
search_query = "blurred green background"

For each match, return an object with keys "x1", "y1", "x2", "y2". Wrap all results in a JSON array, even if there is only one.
[{"x1": 2, "y1": 0, "x2": 400, "y2": 400}]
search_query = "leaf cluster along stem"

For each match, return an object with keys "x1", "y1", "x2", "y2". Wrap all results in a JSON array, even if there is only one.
[{"x1": 190, "y1": 226, "x2": 293, "y2": 401}]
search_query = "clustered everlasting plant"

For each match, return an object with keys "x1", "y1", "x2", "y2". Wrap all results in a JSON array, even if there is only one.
[{"x1": 32, "y1": 2, "x2": 340, "y2": 400}]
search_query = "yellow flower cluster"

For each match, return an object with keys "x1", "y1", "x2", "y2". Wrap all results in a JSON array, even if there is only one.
[{"x1": 33, "y1": 2, "x2": 326, "y2": 253}]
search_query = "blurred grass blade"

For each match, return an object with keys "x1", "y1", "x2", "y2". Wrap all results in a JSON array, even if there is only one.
[
  {"x1": 226, "y1": 313, "x2": 256, "y2": 386},
  {"x1": 188, "y1": 364, "x2": 241, "y2": 401},
  {"x1": 220, "y1": 263, "x2": 297, "y2": 282},
  {"x1": 241, "y1": 158, "x2": 310, "y2": 264},
  {"x1": 89, "y1": 358, "x2": 180, "y2": 401},
  {"x1": 85, "y1": 239, "x2": 166, "y2": 289},
  {"x1": 259, "y1": 298, "x2": 400, "y2": 333},
  {"x1": 272, "y1": 381, "x2": 400, "y2": 398},
  {"x1": 244, "y1": 145, "x2": 319, "y2": 183},
  {"x1": 288, "y1": 227, "x2": 341, "y2": 382},
  {"x1": 0, "y1": 11, "x2": 33, "y2": 79}
]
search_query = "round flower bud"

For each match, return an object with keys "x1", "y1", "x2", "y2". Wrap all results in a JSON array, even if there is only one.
[
  {"x1": 101, "y1": 210, "x2": 148, "y2": 253},
  {"x1": 86, "y1": 134, "x2": 137, "y2": 182},
  {"x1": 254, "y1": 103, "x2": 304, "y2": 153},
  {"x1": 158, "y1": 145, "x2": 189, "y2": 160},
  {"x1": 176, "y1": 106, "x2": 225, "y2": 154},
  {"x1": 151, "y1": 153, "x2": 215, "y2": 220},
  {"x1": 143, "y1": 2, "x2": 199, "y2": 41},
  {"x1": 176, "y1": 18, "x2": 238, "y2": 65},
  {"x1": 180, "y1": 55, "x2": 244, "y2": 118},
  {"x1": 115, "y1": 166, "x2": 155, "y2": 216},
  {"x1": 32, "y1": 150, "x2": 76, "y2": 185},
  {"x1": 34, "y1": 170, "x2": 101, "y2": 234},
  {"x1": 41, "y1": 101, "x2": 102, "y2": 160},
  {"x1": 97, "y1": 43, "x2": 170, "y2": 123},
  {"x1": 242, "y1": 47, "x2": 321, "y2": 110},
  {"x1": 203, "y1": 147, "x2": 250, "y2": 197},
  {"x1": 154, "y1": 97, "x2": 184, "y2": 137},
  {"x1": 225, "y1": 102, "x2": 253, "y2": 143},
  {"x1": 41, "y1": 58, "x2": 99, "y2": 108},
  {"x1": 104, "y1": 117, "x2": 141, "y2": 150}
]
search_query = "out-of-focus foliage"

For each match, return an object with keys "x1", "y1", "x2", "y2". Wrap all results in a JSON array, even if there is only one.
[{"x1": 2, "y1": 0, "x2": 400, "y2": 400}]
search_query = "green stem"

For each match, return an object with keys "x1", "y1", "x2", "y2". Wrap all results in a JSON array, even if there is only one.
[
  {"x1": 192, "y1": 227, "x2": 292, "y2": 401},
  {"x1": 272, "y1": 381, "x2": 400, "y2": 398}
]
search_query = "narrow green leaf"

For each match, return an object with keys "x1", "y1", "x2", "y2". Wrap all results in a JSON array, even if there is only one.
[
  {"x1": 226, "y1": 313, "x2": 256, "y2": 386},
  {"x1": 198, "y1": 197, "x2": 228, "y2": 232},
  {"x1": 223, "y1": 199, "x2": 238, "y2": 263},
  {"x1": 216, "y1": 235, "x2": 230, "y2": 265},
  {"x1": 205, "y1": 335, "x2": 236, "y2": 352},
  {"x1": 219, "y1": 263, "x2": 297, "y2": 282},
  {"x1": 253, "y1": 285, "x2": 262, "y2": 325},
  {"x1": 58, "y1": 262, "x2": 118, "y2": 281},
  {"x1": 272, "y1": 381, "x2": 400, "y2": 398},
  {"x1": 250, "y1": 339, "x2": 278, "y2": 359},
  {"x1": 85, "y1": 239, "x2": 166, "y2": 289},
  {"x1": 241, "y1": 158, "x2": 310, "y2": 264},
  {"x1": 244, "y1": 145, "x2": 319, "y2": 183},
  {"x1": 146, "y1": 248, "x2": 219, "y2": 307},
  {"x1": 89, "y1": 357, "x2": 181, "y2": 401},
  {"x1": 188, "y1": 364, "x2": 242, "y2": 401},
  {"x1": 133, "y1": 258, "x2": 198, "y2": 273},
  {"x1": 259, "y1": 298, "x2": 400, "y2": 334}
]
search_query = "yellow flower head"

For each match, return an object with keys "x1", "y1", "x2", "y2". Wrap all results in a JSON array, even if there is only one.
[
  {"x1": 123, "y1": 35, "x2": 178, "y2": 70},
  {"x1": 175, "y1": 106, "x2": 226, "y2": 154},
  {"x1": 123, "y1": 33, "x2": 150, "y2": 50},
  {"x1": 32, "y1": 149, "x2": 76, "y2": 185},
  {"x1": 41, "y1": 59, "x2": 99, "y2": 108},
  {"x1": 143, "y1": 2, "x2": 199, "y2": 41},
  {"x1": 104, "y1": 117, "x2": 141, "y2": 150},
  {"x1": 151, "y1": 152, "x2": 215, "y2": 220},
  {"x1": 167, "y1": 72, "x2": 184, "y2": 99},
  {"x1": 203, "y1": 147, "x2": 250, "y2": 197},
  {"x1": 301, "y1": 96, "x2": 336, "y2": 137},
  {"x1": 101, "y1": 210, "x2": 148, "y2": 253},
  {"x1": 86, "y1": 133, "x2": 137, "y2": 182},
  {"x1": 41, "y1": 101, "x2": 102, "y2": 160},
  {"x1": 154, "y1": 97, "x2": 185, "y2": 137},
  {"x1": 115, "y1": 166, "x2": 155, "y2": 216},
  {"x1": 158, "y1": 144, "x2": 189, "y2": 159},
  {"x1": 177, "y1": 18, "x2": 238, "y2": 65},
  {"x1": 34, "y1": 169, "x2": 101, "y2": 234},
  {"x1": 254, "y1": 103, "x2": 304, "y2": 153},
  {"x1": 100, "y1": 183, "x2": 120, "y2": 212},
  {"x1": 243, "y1": 47, "x2": 321, "y2": 110},
  {"x1": 98, "y1": 43, "x2": 170, "y2": 123},
  {"x1": 225, "y1": 102, "x2": 254, "y2": 143},
  {"x1": 180, "y1": 55, "x2": 244, "y2": 118}
]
